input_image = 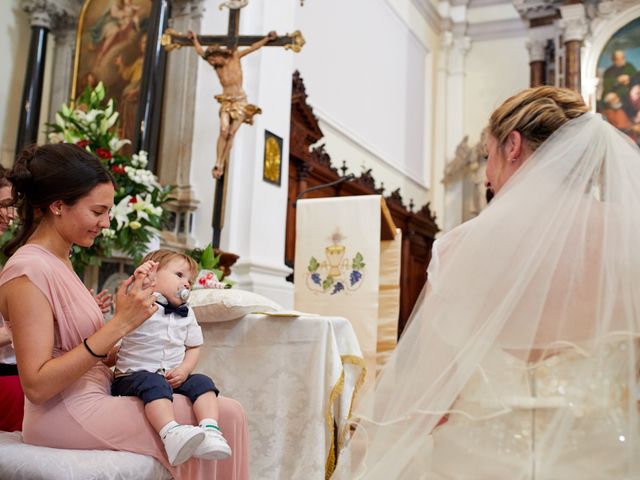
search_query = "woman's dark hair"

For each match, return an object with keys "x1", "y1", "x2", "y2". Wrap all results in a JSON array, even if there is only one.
[{"x1": 4, "y1": 143, "x2": 115, "y2": 257}]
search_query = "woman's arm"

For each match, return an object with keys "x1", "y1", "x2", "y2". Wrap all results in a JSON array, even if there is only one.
[{"x1": 6, "y1": 274, "x2": 157, "y2": 405}]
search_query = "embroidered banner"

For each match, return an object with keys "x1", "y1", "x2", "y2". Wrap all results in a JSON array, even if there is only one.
[{"x1": 295, "y1": 196, "x2": 381, "y2": 386}]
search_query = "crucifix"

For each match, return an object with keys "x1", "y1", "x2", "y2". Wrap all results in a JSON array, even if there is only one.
[{"x1": 162, "y1": 1, "x2": 304, "y2": 248}]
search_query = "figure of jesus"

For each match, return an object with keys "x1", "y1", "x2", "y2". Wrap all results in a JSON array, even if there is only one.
[{"x1": 188, "y1": 30, "x2": 277, "y2": 179}]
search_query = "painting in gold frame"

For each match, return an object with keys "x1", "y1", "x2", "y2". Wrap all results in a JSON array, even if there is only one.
[
  {"x1": 263, "y1": 130, "x2": 283, "y2": 186},
  {"x1": 72, "y1": 0, "x2": 152, "y2": 145}
]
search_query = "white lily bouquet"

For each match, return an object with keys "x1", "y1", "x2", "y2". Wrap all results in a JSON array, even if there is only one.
[{"x1": 47, "y1": 82, "x2": 171, "y2": 270}]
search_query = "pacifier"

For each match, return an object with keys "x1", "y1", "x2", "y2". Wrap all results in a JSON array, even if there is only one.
[{"x1": 177, "y1": 287, "x2": 190, "y2": 302}]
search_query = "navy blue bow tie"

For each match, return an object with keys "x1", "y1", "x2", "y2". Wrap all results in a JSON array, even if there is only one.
[{"x1": 158, "y1": 302, "x2": 189, "y2": 317}]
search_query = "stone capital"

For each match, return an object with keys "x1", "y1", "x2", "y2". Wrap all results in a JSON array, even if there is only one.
[
  {"x1": 559, "y1": 3, "x2": 588, "y2": 43},
  {"x1": 170, "y1": 0, "x2": 206, "y2": 19},
  {"x1": 526, "y1": 38, "x2": 546, "y2": 63},
  {"x1": 21, "y1": 0, "x2": 54, "y2": 29},
  {"x1": 21, "y1": 0, "x2": 79, "y2": 30}
]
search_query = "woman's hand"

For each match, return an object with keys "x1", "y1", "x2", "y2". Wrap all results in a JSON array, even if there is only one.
[
  {"x1": 111, "y1": 273, "x2": 158, "y2": 336},
  {"x1": 90, "y1": 288, "x2": 114, "y2": 314}
]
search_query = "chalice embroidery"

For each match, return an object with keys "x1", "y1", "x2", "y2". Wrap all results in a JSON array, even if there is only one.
[{"x1": 305, "y1": 228, "x2": 366, "y2": 295}]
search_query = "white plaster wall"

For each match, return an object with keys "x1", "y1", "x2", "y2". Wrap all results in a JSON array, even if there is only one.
[
  {"x1": 293, "y1": 0, "x2": 434, "y2": 206},
  {"x1": 463, "y1": 35, "x2": 529, "y2": 145},
  {"x1": 0, "y1": 1, "x2": 30, "y2": 167}
]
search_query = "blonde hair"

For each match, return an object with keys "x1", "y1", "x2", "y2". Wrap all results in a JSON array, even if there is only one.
[
  {"x1": 488, "y1": 86, "x2": 589, "y2": 151},
  {"x1": 140, "y1": 249, "x2": 198, "y2": 277}
]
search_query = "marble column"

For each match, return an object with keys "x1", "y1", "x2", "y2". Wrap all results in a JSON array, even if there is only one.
[
  {"x1": 134, "y1": 0, "x2": 171, "y2": 170},
  {"x1": 47, "y1": 13, "x2": 77, "y2": 124},
  {"x1": 157, "y1": 0, "x2": 205, "y2": 249},
  {"x1": 559, "y1": 3, "x2": 587, "y2": 92},
  {"x1": 16, "y1": 2, "x2": 53, "y2": 154}
]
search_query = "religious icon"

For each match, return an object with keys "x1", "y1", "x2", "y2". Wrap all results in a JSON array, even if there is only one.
[
  {"x1": 188, "y1": 30, "x2": 277, "y2": 179},
  {"x1": 596, "y1": 17, "x2": 640, "y2": 146},
  {"x1": 263, "y1": 130, "x2": 283, "y2": 186},
  {"x1": 72, "y1": 0, "x2": 152, "y2": 146}
]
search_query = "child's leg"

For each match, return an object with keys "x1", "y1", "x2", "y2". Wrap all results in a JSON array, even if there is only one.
[
  {"x1": 176, "y1": 374, "x2": 231, "y2": 460},
  {"x1": 145, "y1": 398, "x2": 176, "y2": 433},
  {"x1": 193, "y1": 391, "x2": 219, "y2": 423},
  {"x1": 112, "y1": 371, "x2": 204, "y2": 466}
]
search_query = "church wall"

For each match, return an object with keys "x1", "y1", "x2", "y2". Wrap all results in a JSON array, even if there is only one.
[
  {"x1": 463, "y1": 35, "x2": 529, "y2": 145},
  {"x1": 292, "y1": 0, "x2": 434, "y2": 206},
  {"x1": 0, "y1": 1, "x2": 30, "y2": 167}
]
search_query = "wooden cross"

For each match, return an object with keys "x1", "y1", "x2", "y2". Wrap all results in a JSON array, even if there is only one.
[{"x1": 161, "y1": 5, "x2": 304, "y2": 249}]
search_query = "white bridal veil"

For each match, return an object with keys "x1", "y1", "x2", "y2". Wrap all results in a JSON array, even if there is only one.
[{"x1": 334, "y1": 113, "x2": 640, "y2": 479}]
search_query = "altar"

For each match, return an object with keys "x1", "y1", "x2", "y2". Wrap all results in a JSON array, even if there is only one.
[{"x1": 197, "y1": 313, "x2": 364, "y2": 479}]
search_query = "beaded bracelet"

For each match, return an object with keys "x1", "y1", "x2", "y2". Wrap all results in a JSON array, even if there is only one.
[{"x1": 83, "y1": 338, "x2": 108, "y2": 358}]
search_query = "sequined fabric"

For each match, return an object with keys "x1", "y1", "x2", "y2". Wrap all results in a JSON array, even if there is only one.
[{"x1": 429, "y1": 338, "x2": 639, "y2": 480}]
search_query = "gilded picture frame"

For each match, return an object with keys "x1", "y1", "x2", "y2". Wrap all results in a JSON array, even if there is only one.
[
  {"x1": 263, "y1": 130, "x2": 283, "y2": 186},
  {"x1": 71, "y1": 0, "x2": 152, "y2": 145}
]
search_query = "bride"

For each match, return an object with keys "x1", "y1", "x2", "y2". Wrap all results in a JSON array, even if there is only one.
[{"x1": 334, "y1": 86, "x2": 640, "y2": 479}]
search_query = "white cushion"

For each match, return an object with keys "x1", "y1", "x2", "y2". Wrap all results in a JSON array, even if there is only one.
[
  {"x1": 189, "y1": 288, "x2": 282, "y2": 323},
  {"x1": 0, "y1": 431, "x2": 171, "y2": 480}
]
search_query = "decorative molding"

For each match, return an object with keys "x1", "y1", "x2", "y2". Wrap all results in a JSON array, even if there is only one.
[
  {"x1": 470, "y1": 0, "x2": 513, "y2": 7},
  {"x1": 233, "y1": 259, "x2": 293, "y2": 279},
  {"x1": 467, "y1": 17, "x2": 528, "y2": 40},
  {"x1": 512, "y1": 0, "x2": 558, "y2": 21},
  {"x1": 410, "y1": 0, "x2": 443, "y2": 33}
]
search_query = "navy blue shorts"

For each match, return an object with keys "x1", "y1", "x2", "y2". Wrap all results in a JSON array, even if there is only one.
[{"x1": 112, "y1": 371, "x2": 219, "y2": 405}]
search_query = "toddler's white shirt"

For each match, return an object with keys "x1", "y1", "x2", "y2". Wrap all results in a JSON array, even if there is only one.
[{"x1": 115, "y1": 305, "x2": 203, "y2": 373}]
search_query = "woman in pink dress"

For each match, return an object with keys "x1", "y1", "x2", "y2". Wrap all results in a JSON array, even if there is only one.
[{"x1": 0, "y1": 144, "x2": 248, "y2": 479}]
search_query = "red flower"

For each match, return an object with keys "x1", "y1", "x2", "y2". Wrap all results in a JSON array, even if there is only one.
[
  {"x1": 111, "y1": 165, "x2": 126, "y2": 174},
  {"x1": 95, "y1": 147, "x2": 112, "y2": 159},
  {"x1": 76, "y1": 139, "x2": 90, "y2": 148},
  {"x1": 129, "y1": 196, "x2": 138, "y2": 204}
]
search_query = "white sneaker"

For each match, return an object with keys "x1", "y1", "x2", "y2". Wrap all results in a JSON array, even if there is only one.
[
  {"x1": 162, "y1": 425, "x2": 206, "y2": 466},
  {"x1": 193, "y1": 428, "x2": 232, "y2": 460}
]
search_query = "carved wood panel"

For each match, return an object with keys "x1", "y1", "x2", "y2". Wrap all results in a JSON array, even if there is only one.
[{"x1": 286, "y1": 71, "x2": 440, "y2": 336}]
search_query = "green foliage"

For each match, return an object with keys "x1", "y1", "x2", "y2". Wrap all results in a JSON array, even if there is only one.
[
  {"x1": 47, "y1": 82, "x2": 172, "y2": 271},
  {"x1": 186, "y1": 243, "x2": 235, "y2": 288}
]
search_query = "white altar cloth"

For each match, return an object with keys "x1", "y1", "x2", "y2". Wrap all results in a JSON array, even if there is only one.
[{"x1": 197, "y1": 313, "x2": 365, "y2": 480}]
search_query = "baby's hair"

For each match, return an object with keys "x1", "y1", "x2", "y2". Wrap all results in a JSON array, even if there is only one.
[{"x1": 140, "y1": 249, "x2": 198, "y2": 278}]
